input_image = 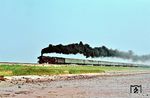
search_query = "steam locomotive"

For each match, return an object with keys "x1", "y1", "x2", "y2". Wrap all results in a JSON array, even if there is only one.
[{"x1": 38, "y1": 56, "x2": 135, "y2": 67}]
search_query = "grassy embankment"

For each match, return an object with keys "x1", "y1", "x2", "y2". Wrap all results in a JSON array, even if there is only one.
[{"x1": 0, "y1": 64, "x2": 149, "y2": 76}]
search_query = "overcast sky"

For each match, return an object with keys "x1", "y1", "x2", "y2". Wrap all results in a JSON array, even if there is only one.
[{"x1": 0, "y1": 0, "x2": 150, "y2": 63}]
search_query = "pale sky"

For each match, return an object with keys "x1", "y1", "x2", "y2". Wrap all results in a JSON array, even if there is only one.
[{"x1": 0, "y1": 0, "x2": 150, "y2": 63}]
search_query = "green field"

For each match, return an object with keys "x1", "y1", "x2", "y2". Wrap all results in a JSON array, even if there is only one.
[{"x1": 0, "y1": 64, "x2": 149, "y2": 76}]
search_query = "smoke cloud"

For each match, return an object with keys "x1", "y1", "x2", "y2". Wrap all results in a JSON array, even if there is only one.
[{"x1": 41, "y1": 41, "x2": 150, "y2": 62}]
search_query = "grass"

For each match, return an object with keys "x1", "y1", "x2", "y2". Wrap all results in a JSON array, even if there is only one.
[{"x1": 0, "y1": 64, "x2": 149, "y2": 76}]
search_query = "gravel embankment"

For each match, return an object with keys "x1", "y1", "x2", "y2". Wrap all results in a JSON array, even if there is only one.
[{"x1": 0, "y1": 71, "x2": 150, "y2": 98}]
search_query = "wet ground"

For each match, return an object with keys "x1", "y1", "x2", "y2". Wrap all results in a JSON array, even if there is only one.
[{"x1": 0, "y1": 72, "x2": 150, "y2": 98}]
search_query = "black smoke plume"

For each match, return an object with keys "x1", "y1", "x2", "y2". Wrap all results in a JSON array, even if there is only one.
[{"x1": 41, "y1": 41, "x2": 150, "y2": 62}]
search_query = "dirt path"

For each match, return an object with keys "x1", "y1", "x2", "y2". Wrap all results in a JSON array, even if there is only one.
[{"x1": 0, "y1": 71, "x2": 150, "y2": 98}]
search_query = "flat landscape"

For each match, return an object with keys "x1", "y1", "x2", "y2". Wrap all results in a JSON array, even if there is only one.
[
  {"x1": 1, "y1": 0, "x2": 150, "y2": 98},
  {"x1": 0, "y1": 64, "x2": 150, "y2": 98}
]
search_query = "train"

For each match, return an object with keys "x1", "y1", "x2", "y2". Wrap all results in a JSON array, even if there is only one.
[{"x1": 38, "y1": 56, "x2": 136, "y2": 67}]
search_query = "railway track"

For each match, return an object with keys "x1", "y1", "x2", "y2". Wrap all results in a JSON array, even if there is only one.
[{"x1": 0, "y1": 62, "x2": 38, "y2": 65}]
